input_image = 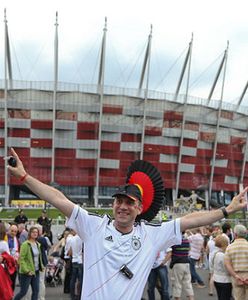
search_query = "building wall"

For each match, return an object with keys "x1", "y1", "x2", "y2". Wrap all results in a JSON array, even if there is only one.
[{"x1": 0, "y1": 85, "x2": 248, "y2": 202}]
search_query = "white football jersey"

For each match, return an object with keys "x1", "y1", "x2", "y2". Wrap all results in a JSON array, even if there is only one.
[{"x1": 67, "y1": 206, "x2": 181, "y2": 300}]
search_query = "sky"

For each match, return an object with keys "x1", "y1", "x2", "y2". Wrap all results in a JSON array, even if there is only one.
[{"x1": 1, "y1": 0, "x2": 248, "y2": 105}]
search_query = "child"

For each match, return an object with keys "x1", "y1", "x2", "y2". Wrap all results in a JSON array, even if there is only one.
[{"x1": 46, "y1": 256, "x2": 56, "y2": 284}]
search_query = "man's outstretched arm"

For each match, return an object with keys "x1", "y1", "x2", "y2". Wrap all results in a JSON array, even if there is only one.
[
  {"x1": 7, "y1": 148, "x2": 75, "y2": 218},
  {"x1": 180, "y1": 188, "x2": 248, "y2": 232}
]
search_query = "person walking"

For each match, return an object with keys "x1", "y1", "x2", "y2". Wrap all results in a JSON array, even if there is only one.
[
  {"x1": 187, "y1": 228, "x2": 205, "y2": 288},
  {"x1": 7, "y1": 223, "x2": 20, "y2": 291},
  {"x1": 68, "y1": 232, "x2": 83, "y2": 300},
  {"x1": 7, "y1": 148, "x2": 248, "y2": 300},
  {"x1": 210, "y1": 234, "x2": 232, "y2": 300},
  {"x1": 63, "y1": 228, "x2": 74, "y2": 294},
  {"x1": 170, "y1": 232, "x2": 194, "y2": 300},
  {"x1": 13, "y1": 226, "x2": 44, "y2": 300},
  {"x1": 147, "y1": 249, "x2": 171, "y2": 300},
  {"x1": 0, "y1": 222, "x2": 15, "y2": 300},
  {"x1": 17, "y1": 223, "x2": 28, "y2": 246},
  {"x1": 206, "y1": 230, "x2": 218, "y2": 296},
  {"x1": 224, "y1": 224, "x2": 248, "y2": 300},
  {"x1": 0, "y1": 222, "x2": 10, "y2": 254},
  {"x1": 221, "y1": 222, "x2": 232, "y2": 244},
  {"x1": 36, "y1": 224, "x2": 49, "y2": 300}
]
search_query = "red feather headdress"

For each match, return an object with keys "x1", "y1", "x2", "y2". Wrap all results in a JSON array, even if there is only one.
[{"x1": 126, "y1": 160, "x2": 164, "y2": 221}]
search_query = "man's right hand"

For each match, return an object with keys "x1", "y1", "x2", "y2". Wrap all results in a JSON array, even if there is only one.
[
  {"x1": 7, "y1": 148, "x2": 27, "y2": 179},
  {"x1": 6, "y1": 148, "x2": 75, "y2": 218}
]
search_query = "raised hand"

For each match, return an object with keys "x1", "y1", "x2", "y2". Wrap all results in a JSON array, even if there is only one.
[
  {"x1": 227, "y1": 187, "x2": 248, "y2": 214},
  {"x1": 6, "y1": 148, "x2": 27, "y2": 179}
]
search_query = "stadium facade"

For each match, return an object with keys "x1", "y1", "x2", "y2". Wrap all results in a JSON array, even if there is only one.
[
  {"x1": 1, "y1": 13, "x2": 248, "y2": 208},
  {"x1": 1, "y1": 81, "x2": 248, "y2": 208}
]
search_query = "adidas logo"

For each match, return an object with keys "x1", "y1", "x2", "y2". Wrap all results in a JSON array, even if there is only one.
[{"x1": 105, "y1": 235, "x2": 113, "y2": 242}]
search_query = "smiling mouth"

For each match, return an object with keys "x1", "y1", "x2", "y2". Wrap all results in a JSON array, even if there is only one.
[{"x1": 118, "y1": 212, "x2": 129, "y2": 216}]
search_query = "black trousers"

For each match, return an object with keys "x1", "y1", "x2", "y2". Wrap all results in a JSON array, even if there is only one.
[
  {"x1": 64, "y1": 258, "x2": 72, "y2": 293},
  {"x1": 214, "y1": 281, "x2": 232, "y2": 300},
  {"x1": 10, "y1": 271, "x2": 17, "y2": 291}
]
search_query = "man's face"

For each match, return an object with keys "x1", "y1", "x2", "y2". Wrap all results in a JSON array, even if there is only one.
[
  {"x1": 113, "y1": 196, "x2": 142, "y2": 230},
  {"x1": 18, "y1": 223, "x2": 25, "y2": 232}
]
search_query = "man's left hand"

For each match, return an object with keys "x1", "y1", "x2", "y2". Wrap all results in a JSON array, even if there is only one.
[{"x1": 227, "y1": 187, "x2": 248, "y2": 215}]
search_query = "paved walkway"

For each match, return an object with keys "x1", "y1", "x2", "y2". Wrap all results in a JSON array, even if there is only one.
[
  {"x1": 142, "y1": 267, "x2": 218, "y2": 299},
  {"x1": 14, "y1": 268, "x2": 217, "y2": 299}
]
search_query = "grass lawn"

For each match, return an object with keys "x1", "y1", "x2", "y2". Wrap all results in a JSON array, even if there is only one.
[{"x1": 0, "y1": 207, "x2": 113, "y2": 221}]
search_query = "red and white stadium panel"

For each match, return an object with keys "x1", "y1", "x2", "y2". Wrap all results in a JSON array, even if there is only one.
[{"x1": 0, "y1": 87, "x2": 248, "y2": 195}]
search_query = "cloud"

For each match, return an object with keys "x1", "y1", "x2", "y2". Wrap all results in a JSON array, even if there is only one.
[{"x1": 1, "y1": 0, "x2": 248, "y2": 105}]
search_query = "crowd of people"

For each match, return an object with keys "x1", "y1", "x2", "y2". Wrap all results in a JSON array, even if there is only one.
[
  {"x1": 0, "y1": 148, "x2": 248, "y2": 300},
  {"x1": 0, "y1": 213, "x2": 248, "y2": 299},
  {"x1": 0, "y1": 211, "x2": 84, "y2": 300},
  {"x1": 145, "y1": 222, "x2": 248, "y2": 300}
]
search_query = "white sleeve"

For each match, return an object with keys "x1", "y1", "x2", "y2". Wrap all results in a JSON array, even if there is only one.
[
  {"x1": 66, "y1": 206, "x2": 107, "y2": 242},
  {"x1": 45, "y1": 236, "x2": 52, "y2": 248},
  {"x1": 1, "y1": 241, "x2": 10, "y2": 254},
  {"x1": 147, "y1": 218, "x2": 182, "y2": 252},
  {"x1": 209, "y1": 251, "x2": 214, "y2": 271},
  {"x1": 64, "y1": 236, "x2": 73, "y2": 255}
]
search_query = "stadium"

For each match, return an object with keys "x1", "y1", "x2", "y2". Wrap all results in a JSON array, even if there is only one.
[{"x1": 1, "y1": 14, "x2": 248, "y2": 210}]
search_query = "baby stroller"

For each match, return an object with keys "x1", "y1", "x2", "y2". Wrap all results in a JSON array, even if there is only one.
[{"x1": 45, "y1": 257, "x2": 64, "y2": 287}]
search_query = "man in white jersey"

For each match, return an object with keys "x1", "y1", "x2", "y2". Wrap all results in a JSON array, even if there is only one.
[
  {"x1": 67, "y1": 231, "x2": 83, "y2": 300},
  {"x1": 7, "y1": 148, "x2": 248, "y2": 300}
]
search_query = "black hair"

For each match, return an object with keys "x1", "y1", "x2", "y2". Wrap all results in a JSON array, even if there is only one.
[{"x1": 222, "y1": 222, "x2": 231, "y2": 233}]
